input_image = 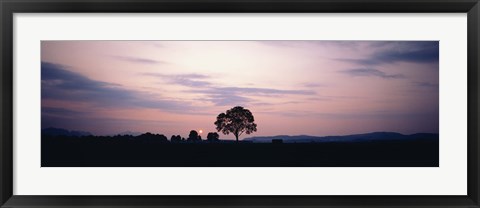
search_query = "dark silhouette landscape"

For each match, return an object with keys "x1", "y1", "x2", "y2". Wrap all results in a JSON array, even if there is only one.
[
  {"x1": 41, "y1": 127, "x2": 439, "y2": 167},
  {"x1": 41, "y1": 41, "x2": 440, "y2": 167}
]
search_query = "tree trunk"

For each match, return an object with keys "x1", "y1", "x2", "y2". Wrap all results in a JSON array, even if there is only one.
[{"x1": 235, "y1": 134, "x2": 239, "y2": 143}]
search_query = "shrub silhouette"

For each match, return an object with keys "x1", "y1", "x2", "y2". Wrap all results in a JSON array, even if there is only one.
[
  {"x1": 171, "y1": 135, "x2": 182, "y2": 142},
  {"x1": 187, "y1": 130, "x2": 201, "y2": 142},
  {"x1": 137, "y1": 132, "x2": 168, "y2": 143},
  {"x1": 207, "y1": 132, "x2": 220, "y2": 142},
  {"x1": 214, "y1": 106, "x2": 257, "y2": 142}
]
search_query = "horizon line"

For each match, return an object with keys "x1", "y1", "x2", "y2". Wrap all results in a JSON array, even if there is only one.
[{"x1": 41, "y1": 127, "x2": 439, "y2": 138}]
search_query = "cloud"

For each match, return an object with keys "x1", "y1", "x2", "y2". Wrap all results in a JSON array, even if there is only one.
[
  {"x1": 144, "y1": 72, "x2": 316, "y2": 106},
  {"x1": 341, "y1": 68, "x2": 406, "y2": 79},
  {"x1": 251, "y1": 101, "x2": 302, "y2": 106},
  {"x1": 214, "y1": 87, "x2": 315, "y2": 95},
  {"x1": 303, "y1": 82, "x2": 326, "y2": 88},
  {"x1": 336, "y1": 41, "x2": 439, "y2": 65},
  {"x1": 110, "y1": 55, "x2": 166, "y2": 65},
  {"x1": 42, "y1": 107, "x2": 87, "y2": 118},
  {"x1": 258, "y1": 110, "x2": 437, "y2": 120},
  {"x1": 306, "y1": 95, "x2": 364, "y2": 102},
  {"x1": 42, "y1": 62, "x2": 191, "y2": 111},
  {"x1": 203, "y1": 93, "x2": 253, "y2": 106},
  {"x1": 190, "y1": 87, "x2": 315, "y2": 106},
  {"x1": 336, "y1": 58, "x2": 382, "y2": 65},
  {"x1": 413, "y1": 81, "x2": 438, "y2": 88},
  {"x1": 143, "y1": 73, "x2": 212, "y2": 87}
]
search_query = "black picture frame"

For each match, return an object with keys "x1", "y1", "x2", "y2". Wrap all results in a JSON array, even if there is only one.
[{"x1": 1, "y1": 0, "x2": 479, "y2": 207}]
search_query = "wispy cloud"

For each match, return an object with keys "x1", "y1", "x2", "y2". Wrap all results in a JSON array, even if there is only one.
[
  {"x1": 146, "y1": 72, "x2": 315, "y2": 96},
  {"x1": 42, "y1": 62, "x2": 191, "y2": 111},
  {"x1": 42, "y1": 107, "x2": 87, "y2": 118},
  {"x1": 413, "y1": 81, "x2": 438, "y2": 88},
  {"x1": 251, "y1": 101, "x2": 302, "y2": 106},
  {"x1": 336, "y1": 58, "x2": 382, "y2": 65},
  {"x1": 258, "y1": 110, "x2": 437, "y2": 120},
  {"x1": 190, "y1": 87, "x2": 314, "y2": 106},
  {"x1": 336, "y1": 41, "x2": 439, "y2": 65},
  {"x1": 144, "y1": 73, "x2": 212, "y2": 87},
  {"x1": 213, "y1": 87, "x2": 315, "y2": 95},
  {"x1": 341, "y1": 68, "x2": 406, "y2": 79},
  {"x1": 144, "y1": 72, "x2": 316, "y2": 106},
  {"x1": 110, "y1": 55, "x2": 166, "y2": 65},
  {"x1": 303, "y1": 82, "x2": 326, "y2": 88},
  {"x1": 199, "y1": 92, "x2": 253, "y2": 106}
]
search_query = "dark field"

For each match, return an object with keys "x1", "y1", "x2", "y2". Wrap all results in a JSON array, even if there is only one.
[{"x1": 42, "y1": 136, "x2": 439, "y2": 167}]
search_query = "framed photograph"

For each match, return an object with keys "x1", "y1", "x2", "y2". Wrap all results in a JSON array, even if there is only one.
[
  {"x1": 1, "y1": 0, "x2": 479, "y2": 207},
  {"x1": 40, "y1": 40, "x2": 440, "y2": 167}
]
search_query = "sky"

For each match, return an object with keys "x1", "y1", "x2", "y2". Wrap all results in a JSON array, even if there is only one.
[{"x1": 41, "y1": 41, "x2": 439, "y2": 138}]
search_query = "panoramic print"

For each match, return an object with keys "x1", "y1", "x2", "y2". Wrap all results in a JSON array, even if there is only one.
[{"x1": 41, "y1": 41, "x2": 439, "y2": 167}]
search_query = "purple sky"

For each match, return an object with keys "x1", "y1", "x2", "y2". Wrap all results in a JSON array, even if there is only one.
[{"x1": 41, "y1": 41, "x2": 439, "y2": 138}]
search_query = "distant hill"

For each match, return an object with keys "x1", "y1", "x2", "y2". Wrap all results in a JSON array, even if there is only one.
[
  {"x1": 42, "y1": 127, "x2": 92, "y2": 137},
  {"x1": 243, "y1": 132, "x2": 438, "y2": 143}
]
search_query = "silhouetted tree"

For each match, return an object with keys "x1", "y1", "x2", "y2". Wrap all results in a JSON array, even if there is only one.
[
  {"x1": 171, "y1": 135, "x2": 182, "y2": 142},
  {"x1": 214, "y1": 106, "x2": 257, "y2": 142},
  {"x1": 138, "y1": 132, "x2": 154, "y2": 140},
  {"x1": 137, "y1": 132, "x2": 168, "y2": 143},
  {"x1": 207, "y1": 132, "x2": 220, "y2": 142},
  {"x1": 188, "y1": 130, "x2": 200, "y2": 142},
  {"x1": 158, "y1": 134, "x2": 168, "y2": 142}
]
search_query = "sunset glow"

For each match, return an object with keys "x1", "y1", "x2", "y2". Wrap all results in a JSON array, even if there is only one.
[{"x1": 41, "y1": 41, "x2": 439, "y2": 139}]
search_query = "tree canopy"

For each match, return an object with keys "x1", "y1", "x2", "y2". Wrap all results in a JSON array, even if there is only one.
[
  {"x1": 214, "y1": 106, "x2": 257, "y2": 142},
  {"x1": 187, "y1": 130, "x2": 201, "y2": 142},
  {"x1": 207, "y1": 132, "x2": 220, "y2": 142}
]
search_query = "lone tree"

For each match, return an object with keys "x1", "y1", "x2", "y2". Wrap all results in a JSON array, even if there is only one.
[{"x1": 214, "y1": 106, "x2": 257, "y2": 142}]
